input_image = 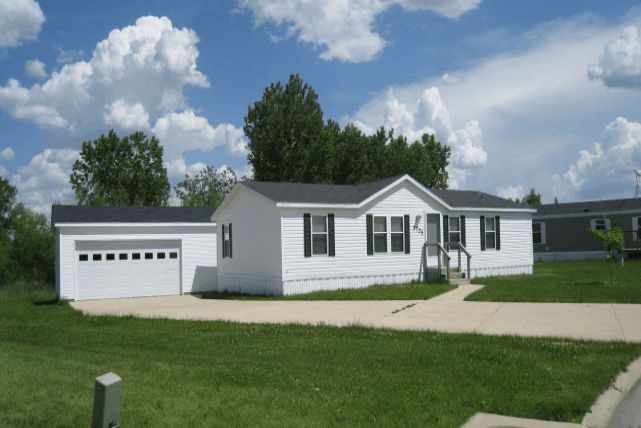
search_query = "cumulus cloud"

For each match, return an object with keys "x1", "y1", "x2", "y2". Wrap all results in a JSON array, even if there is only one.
[
  {"x1": 239, "y1": 0, "x2": 480, "y2": 63},
  {"x1": 11, "y1": 149, "x2": 78, "y2": 215},
  {"x1": 0, "y1": 147, "x2": 15, "y2": 160},
  {"x1": 496, "y1": 185, "x2": 524, "y2": 201},
  {"x1": 349, "y1": 86, "x2": 487, "y2": 187},
  {"x1": 554, "y1": 117, "x2": 641, "y2": 200},
  {"x1": 0, "y1": 0, "x2": 45, "y2": 48},
  {"x1": 588, "y1": 26, "x2": 641, "y2": 89},
  {"x1": 24, "y1": 59, "x2": 47, "y2": 79},
  {"x1": 103, "y1": 99, "x2": 150, "y2": 129}
]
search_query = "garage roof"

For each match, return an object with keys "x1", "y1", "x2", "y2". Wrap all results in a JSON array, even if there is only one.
[{"x1": 51, "y1": 205, "x2": 216, "y2": 225}]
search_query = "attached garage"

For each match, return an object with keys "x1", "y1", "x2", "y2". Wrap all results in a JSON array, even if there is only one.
[{"x1": 52, "y1": 206, "x2": 217, "y2": 301}]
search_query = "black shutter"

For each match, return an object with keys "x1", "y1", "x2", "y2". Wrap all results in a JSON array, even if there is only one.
[
  {"x1": 366, "y1": 214, "x2": 373, "y2": 255},
  {"x1": 328, "y1": 214, "x2": 335, "y2": 257},
  {"x1": 303, "y1": 214, "x2": 311, "y2": 257},
  {"x1": 228, "y1": 224, "x2": 233, "y2": 259},
  {"x1": 404, "y1": 214, "x2": 410, "y2": 254},
  {"x1": 480, "y1": 215, "x2": 486, "y2": 251},
  {"x1": 443, "y1": 215, "x2": 449, "y2": 243},
  {"x1": 460, "y1": 215, "x2": 466, "y2": 246},
  {"x1": 495, "y1": 216, "x2": 501, "y2": 250}
]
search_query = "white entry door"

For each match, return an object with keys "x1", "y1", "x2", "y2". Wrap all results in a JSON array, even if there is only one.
[{"x1": 75, "y1": 240, "x2": 181, "y2": 300}]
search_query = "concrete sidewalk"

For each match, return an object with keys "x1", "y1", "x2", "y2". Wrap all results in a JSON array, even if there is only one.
[{"x1": 71, "y1": 285, "x2": 641, "y2": 342}]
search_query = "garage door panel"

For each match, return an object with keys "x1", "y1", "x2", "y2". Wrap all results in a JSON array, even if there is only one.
[{"x1": 75, "y1": 240, "x2": 180, "y2": 300}]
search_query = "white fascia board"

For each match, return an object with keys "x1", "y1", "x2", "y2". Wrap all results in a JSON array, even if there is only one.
[
  {"x1": 534, "y1": 208, "x2": 641, "y2": 220},
  {"x1": 55, "y1": 222, "x2": 216, "y2": 228}
]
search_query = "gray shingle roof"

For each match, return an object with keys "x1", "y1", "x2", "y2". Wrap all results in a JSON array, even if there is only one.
[
  {"x1": 536, "y1": 198, "x2": 641, "y2": 217},
  {"x1": 51, "y1": 205, "x2": 216, "y2": 225},
  {"x1": 242, "y1": 175, "x2": 528, "y2": 209}
]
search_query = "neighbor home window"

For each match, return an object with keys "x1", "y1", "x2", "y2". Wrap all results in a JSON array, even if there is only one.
[
  {"x1": 222, "y1": 224, "x2": 232, "y2": 258},
  {"x1": 312, "y1": 215, "x2": 328, "y2": 255},
  {"x1": 485, "y1": 217, "x2": 496, "y2": 249},
  {"x1": 391, "y1": 216, "x2": 404, "y2": 252},
  {"x1": 448, "y1": 216, "x2": 461, "y2": 243},
  {"x1": 374, "y1": 216, "x2": 387, "y2": 253},
  {"x1": 591, "y1": 218, "x2": 610, "y2": 231},
  {"x1": 533, "y1": 222, "x2": 545, "y2": 244}
]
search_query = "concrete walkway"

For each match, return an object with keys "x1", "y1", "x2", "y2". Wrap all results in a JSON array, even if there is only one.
[{"x1": 71, "y1": 285, "x2": 641, "y2": 342}]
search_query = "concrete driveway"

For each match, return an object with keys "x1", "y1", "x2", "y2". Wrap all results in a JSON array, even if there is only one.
[{"x1": 71, "y1": 285, "x2": 641, "y2": 342}]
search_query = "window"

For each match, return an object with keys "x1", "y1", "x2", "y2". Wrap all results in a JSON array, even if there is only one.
[
  {"x1": 533, "y1": 222, "x2": 545, "y2": 244},
  {"x1": 591, "y1": 218, "x2": 610, "y2": 231},
  {"x1": 373, "y1": 216, "x2": 387, "y2": 253},
  {"x1": 132, "y1": 253, "x2": 141, "y2": 260},
  {"x1": 485, "y1": 217, "x2": 496, "y2": 250},
  {"x1": 79, "y1": 254, "x2": 88, "y2": 262},
  {"x1": 145, "y1": 252, "x2": 153, "y2": 260},
  {"x1": 106, "y1": 253, "x2": 115, "y2": 261},
  {"x1": 222, "y1": 224, "x2": 232, "y2": 258},
  {"x1": 311, "y1": 215, "x2": 328, "y2": 255},
  {"x1": 391, "y1": 216, "x2": 404, "y2": 252},
  {"x1": 119, "y1": 253, "x2": 128, "y2": 260},
  {"x1": 157, "y1": 252, "x2": 166, "y2": 259},
  {"x1": 169, "y1": 252, "x2": 178, "y2": 259},
  {"x1": 448, "y1": 216, "x2": 461, "y2": 243},
  {"x1": 92, "y1": 254, "x2": 102, "y2": 261}
]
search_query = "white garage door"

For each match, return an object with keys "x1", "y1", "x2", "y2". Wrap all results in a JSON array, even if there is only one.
[{"x1": 75, "y1": 240, "x2": 181, "y2": 300}]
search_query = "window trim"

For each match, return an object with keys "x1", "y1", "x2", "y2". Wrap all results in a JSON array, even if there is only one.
[
  {"x1": 311, "y1": 215, "x2": 329, "y2": 256},
  {"x1": 373, "y1": 215, "x2": 388, "y2": 253},
  {"x1": 448, "y1": 216, "x2": 461, "y2": 244},
  {"x1": 591, "y1": 218, "x2": 611, "y2": 231},
  {"x1": 484, "y1": 216, "x2": 496, "y2": 250},
  {"x1": 390, "y1": 216, "x2": 405, "y2": 253},
  {"x1": 532, "y1": 222, "x2": 546, "y2": 245}
]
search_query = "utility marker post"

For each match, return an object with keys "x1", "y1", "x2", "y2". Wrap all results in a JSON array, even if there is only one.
[{"x1": 92, "y1": 372, "x2": 121, "y2": 428}]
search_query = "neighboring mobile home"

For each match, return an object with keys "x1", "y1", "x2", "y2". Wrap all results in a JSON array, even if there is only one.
[
  {"x1": 533, "y1": 198, "x2": 641, "y2": 261},
  {"x1": 213, "y1": 174, "x2": 536, "y2": 296},
  {"x1": 52, "y1": 206, "x2": 218, "y2": 300}
]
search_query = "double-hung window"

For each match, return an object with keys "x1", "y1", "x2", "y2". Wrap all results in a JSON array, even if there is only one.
[
  {"x1": 485, "y1": 216, "x2": 496, "y2": 249},
  {"x1": 448, "y1": 216, "x2": 461, "y2": 243},
  {"x1": 373, "y1": 216, "x2": 387, "y2": 253},
  {"x1": 222, "y1": 224, "x2": 232, "y2": 258},
  {"x1": 312, "y1": 215, "x2": 328, "y2": 256},
  {"x1": 391, "y1": 216, "x2": 404, "y2": 252},
  {"x1": 591, "y1": 218, "x2": 609, "y2": 231},
  {"x1": 532, "y1": 222, "x2": 545, "y2": 244}
]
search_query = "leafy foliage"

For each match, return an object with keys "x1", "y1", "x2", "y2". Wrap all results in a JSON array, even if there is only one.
[
  {"x1": 174, "y1": 166, "x2": 237, "y2": 208},
  {"x1": 511, "y1": 187, "x2": 542, "y2": 206},
  {"x1": 70, "y1": 130, "x2": 170, "y2": 206},
  {"x1": 0, "y1": 177, "x2": 17, "y2": 230},
  {"x1": 589, "y1": 225, "x2": 624, "y2": 259},
  {"x1": 245, "y1": 74, "x2": 450, "y2": 188}
]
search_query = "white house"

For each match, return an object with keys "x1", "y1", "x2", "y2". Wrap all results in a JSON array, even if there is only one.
[
  {"x1": 52, "y1": 206, "x2": 218, "y2": 300},
  {"x1": 213, "y1": 174, "x2": 536, "y2": 296}
]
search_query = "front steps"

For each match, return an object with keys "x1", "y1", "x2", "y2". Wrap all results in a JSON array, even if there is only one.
[{"x1": 426, "y1": 267, "x2": 470, "y2": 285}]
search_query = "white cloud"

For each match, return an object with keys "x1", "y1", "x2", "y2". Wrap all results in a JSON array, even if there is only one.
[
  {"x1": 0, "y1": 166, "x2": 7, "y2": 177},
  {"x1": 588, "y1": 26, "x2": 641, "y2": 89},
  {"x1": 349, "y1": 86, "x2": 487, "y2": 187},
  {"x1": 555, "y1": 117, "x2": 641, "y2": 200},
  {"x1": 11, "y1": 149, "x2": 78, "y2": 215},
  {"x1": 0, "y1": 0, "x2": 45, "y2": 48},
  {"x1": 496, "y1": 185, "x2": 524, "y2": 201},
  {"x1": 103, "y1": 99, "x2": 150, "y2": 129},
  {"x1": 164, "y1": 158, "x2": 208, "y2": 182},
  {"x1": 152, "y1": 110, "x2": 247, "y2": 160},
  {"x1": 239, "y1": 0, "x2": 480, "y2": 63},
  {"x1": 0, "y1": 147, "x2": 15, "y2": 160},
  {"x1": 24, "y1": 59, "x2": 47, "y2": 79}
]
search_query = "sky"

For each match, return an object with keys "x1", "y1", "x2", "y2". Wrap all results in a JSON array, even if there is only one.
[{"x1": 1, "y1": 0, "x2": 641, "y2": 215}]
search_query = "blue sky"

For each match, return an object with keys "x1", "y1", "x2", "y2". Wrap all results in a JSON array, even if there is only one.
[{"x1": 1, "y1": 0, "x2": 641, "y2": 213}]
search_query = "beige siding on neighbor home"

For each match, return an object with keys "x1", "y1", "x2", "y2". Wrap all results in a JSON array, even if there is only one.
[{"x1": 216, "y1": 187, "x2": 283, "y2": 295}]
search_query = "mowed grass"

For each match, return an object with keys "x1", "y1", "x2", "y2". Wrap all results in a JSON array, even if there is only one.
[
  {"x1": 201, "y1": 281, "x2": 455, "y2": 300},
  {"x1": 1, "y1": 287, "x2": 640, "y2": 427},
  {"x1": 468, "y1": 260, "x2": 641, "y2": 303}
]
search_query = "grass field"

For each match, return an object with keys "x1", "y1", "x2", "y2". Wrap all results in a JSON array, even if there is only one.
[
  {"x1": 1, "y1": 286, "x2": 640, "y2": 427},
  {"x1": 201, "y1": 281, "x2": 455, "y2": 300},
  {"x1": 467, "y1": 260, "x2": 641, "y2": 303}
]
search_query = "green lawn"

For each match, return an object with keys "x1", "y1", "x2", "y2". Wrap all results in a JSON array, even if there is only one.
[
  {"x1": 201, "y1": 281, "x2": 455, "y2": 300},
  {"x1": 468, "y1": 260, "x2": 641, "y2": 303},
  {"x1": 1, "y1": 287, "x2": 640, "y2": 427}
]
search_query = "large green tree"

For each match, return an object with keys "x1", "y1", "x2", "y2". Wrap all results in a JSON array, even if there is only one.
[
  {"x1": 70, "y1": 130, "x2": 170, "y2": 206},
  {"x1": 245, "y1": 74, "x2": 334, "y2": 183},
  {"x1": 174, "y1": 166, "x2": 237, "y2": 208},
  {"x1": 0, "y1": 177, "x2": 17, "y2": 230}
]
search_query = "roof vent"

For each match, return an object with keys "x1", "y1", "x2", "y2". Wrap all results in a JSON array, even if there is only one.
[{"x1": 583, "y1": 208, "x2": 589, "y2": 212}]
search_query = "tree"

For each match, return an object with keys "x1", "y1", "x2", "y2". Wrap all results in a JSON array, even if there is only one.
[
  {"x1": 521, "y1": 187, "x2": 542, "y2": 206},
  {"x1": 70, "y1": 130, "x2": 170, "y2": 206},
  {"x1": 0, "y1": 177, "x2": 17, "y2": 230},
  {"x1": 588, "y1": 224, "x2": 624, "y2": 286},
  {"x1": 174, "y1": 166, "x2": 237, "y2": 208},
  {"x1": 245, "y1": 74, "x2": 334, "y2": 183}
]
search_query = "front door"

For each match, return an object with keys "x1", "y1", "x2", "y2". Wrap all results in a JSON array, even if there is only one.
[{"x1": 425, "y1": 213, "x2": 441, "y2": 257}]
